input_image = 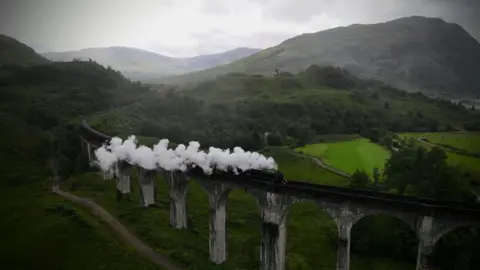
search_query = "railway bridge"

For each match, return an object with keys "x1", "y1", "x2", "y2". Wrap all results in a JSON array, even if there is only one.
[{"x1": 79, "y1": 120, "x2": 480, "y2": 270}]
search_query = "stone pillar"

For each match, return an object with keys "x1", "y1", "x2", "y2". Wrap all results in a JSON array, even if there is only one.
[
  {"x1": 257, "y1": 192, "x2": 289, "y2": 270},
  {"x1": 116, "y1": 161, "x2": 132, "y2": 194},
  {"x1": 336, "y1": 236, "x2": 350, "y2": 270},
  {"x1": 325, "y1": 205, "x2": 361, "y2": 270},
  {"x1": 416, "y1": 216, "x2": 435, "y2": 270},
  {"x1": 86, "y1": 141, "x2": 94, "y2": 167},
  {"x1": 199, "y1": 179, "x2": 230, "y2": 264},
  {"x1": 336, "y1": 210, "x2": 354, "y2": 270},
  {"x1": 137, "y1": 167, "x2": 156, "y2": 207},
  {"x1": 163, "y1": 170, "x2": 189, "y2": 229}
]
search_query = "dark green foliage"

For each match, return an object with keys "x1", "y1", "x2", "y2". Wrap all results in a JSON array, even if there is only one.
[
  {"x1": 0, "y1": 56, "x2": 165, "y2": 269},
  {"x1": 383, "y1": 146, "x2": 470, "y2": 200},
  {"x1": 92, "y1": 67, "x2": 475, "y2": 151},
  {"x1": 350, "y1": 170, "x2": 371, "y2": 189},
  {"x1": 431, "y1": 228, "x2": 480, "y2": 270},
  {"x1": 351, "y1": 216, "x2": 418, "y2": 262},
  {"x1": 351, "y1": 145, "x2": 479, "y2": 269}
]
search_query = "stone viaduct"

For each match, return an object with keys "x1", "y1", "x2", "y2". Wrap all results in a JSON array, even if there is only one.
[{"x1": 80, "y1": 120, "x2": 480, "y2": 270}]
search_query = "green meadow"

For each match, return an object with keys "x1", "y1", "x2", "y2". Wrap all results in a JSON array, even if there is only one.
[
  {"x1": 400, "y1": 132, "x2": 480, "y2": 173},
  {"x1": 61, "y1": 147, "x2": 413, "y2": 270},
  {"x1": 400, "y1": 132, "x2": 480, "y2": 154},
  {"x1": 295, "y1": 138, "x2": 391, "y2": 177}
]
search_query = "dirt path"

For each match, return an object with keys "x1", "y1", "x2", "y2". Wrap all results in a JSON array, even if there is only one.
[
  {"x1": 297, "y1": 152, "x2": 351, "y2": 178},
  {"x1": 417, "y1": 137, "x2": 439, "y2": 148},
  {"x1": 51, "y1": 185, "x2": 183, "y2": 270}
]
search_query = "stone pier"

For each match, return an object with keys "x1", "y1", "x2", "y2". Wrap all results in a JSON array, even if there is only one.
[
  {"x1": 326, "y1": 206, "x2": 363, "y2": 270},
  {"x1": 256, "y1": 192, "x2": 289, "y2": 270},
  {"x1": 137, "y1": 168, "x2": 156, "y2": 207},
  {"x1": 116, "y1": 161, "x2": 132, "y2": 195},
  {"x1": 200, "y1": 179, "x2": 231, "y2": 264},
  {"x1": 86, "y1": 141, "x2": 94, "y2": 167},
  {"x1": 163, "y1": 170, "x2": 189, "y2": 229},
  {"x1": 416, "y1": 216, "x2": 434, "y2": 270}
]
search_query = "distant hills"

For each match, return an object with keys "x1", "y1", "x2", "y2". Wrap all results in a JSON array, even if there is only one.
[
  {"x1": 159, "y1": 16, "x2": 480, "y2": 99},
  {"x1": 0, "y1": 34, "x2": 49, "y2": 66},
  {"x1": 5, "y1": 16, "x2": 480, "y2": 98},
  {"x1": 42, "y1": 46, "x2": 261, "y2": 82}
]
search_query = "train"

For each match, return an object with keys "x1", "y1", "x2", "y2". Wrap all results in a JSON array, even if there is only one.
[{"x1": 186, "y1": 165, "x2": 287, "y2": 184}]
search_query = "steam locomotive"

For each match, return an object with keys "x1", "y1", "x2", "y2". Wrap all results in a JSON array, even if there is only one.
[{"x1": 186, "y1": 165, "x2": 287, "y2": 184}]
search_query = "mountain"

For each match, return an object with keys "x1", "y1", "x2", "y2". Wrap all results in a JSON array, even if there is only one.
[
  {"x1": 183, "y1": 47, "x2": 261, "y2": 70},
  {"x1": 42, "y1": 46, "x2": 185, "y2": 80},
  {"x1": 159, "y1": 16, "x2": 480, "y2": 99},
  {"x1": 42, "y1": 46, "x2": 261, "y2": 82},
  {"x1": 0, "y1": 35, "x2": 49, "y2": 66}
]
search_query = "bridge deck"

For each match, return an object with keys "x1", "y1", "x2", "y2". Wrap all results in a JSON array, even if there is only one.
[{"x1": 80, "y1": 119, "x2": 480, "y2": 218}]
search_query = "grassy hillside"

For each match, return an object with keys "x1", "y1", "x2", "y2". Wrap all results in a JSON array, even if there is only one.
[
  {"x1": 399, "y1": 132, "x2": 480, "y2": 173},
  {"x1": 400, "y1": 132, "x2": 480, "y2": 154},
  {"x1": 90, "y1": 68, "x2": 478, "y2": 151},
  {"x1": 296, "y1": 138, "x2": 391, "y2": 177},
  {"x1": 0, "y1": 184, "x2": 160, "y2": 270},
  {"x1": 159, "y1": 16, "x2": 480, "y2": 98},
  {"x1": 0, "y1": 45, "x2": 163, "y2": 269},
  {"x1": 295, "y1": 133, "x2": 480, "y2": 180},
  {"x1": 0, "y1": 35, "x2": 49, "y2": 66}
]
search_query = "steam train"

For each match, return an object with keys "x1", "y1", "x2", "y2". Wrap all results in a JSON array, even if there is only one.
[{"x1": 186, "y1": 165, "x2": 287, "y2": 184}]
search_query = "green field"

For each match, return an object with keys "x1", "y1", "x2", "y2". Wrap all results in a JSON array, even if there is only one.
[
  {"x1": 61, "y1": 147, "x2": 413, "y2": 270},
  {"x1": 400, "y1": 132, "x2": 480, "y2": 173},
  {"x1": 400, "y1": 132, "x2": 480, "y2": 154},
  {"x1": 295, "y1": 138, "x2": 391, "y2": 177},
  {"x1": 0, "y1": 183, "x2": 160, "y2": 270}
]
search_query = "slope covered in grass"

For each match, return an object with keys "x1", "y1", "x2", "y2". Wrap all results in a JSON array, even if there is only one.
[
  {"x1": 399, "y1": 132, "x2": 480, "y2": 173},
  {"x1": 0, "y1": 184, "x2": 159, "y2": 270},
  {"x1": 158, "y1": 16, "x2": 480, "y2": 98},
  {"x1": 401, "y1": 132, "x2": 480, "y2": 154},
  {"x1": 296, "y1": 138, "x2": 391, "y2": 177}
]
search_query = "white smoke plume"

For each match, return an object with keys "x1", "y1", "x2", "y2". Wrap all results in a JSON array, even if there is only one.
[{"x1": 94, "y1": 136, "x2": 278, "y2": 175}]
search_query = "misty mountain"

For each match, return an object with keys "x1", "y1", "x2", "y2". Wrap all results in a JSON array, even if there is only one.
[
  {"x1": 42, "y1": 46, "x2": 261, "y2": 82},
  {"x1": 185, "y1": 47, "x2": 262, "y2": 70},
  {"x1": 0, "y1": 35, "x2": 49, "y2": 66},
  {"x1": 159, "y1": 16, "x2": 480, "y2": 99}
]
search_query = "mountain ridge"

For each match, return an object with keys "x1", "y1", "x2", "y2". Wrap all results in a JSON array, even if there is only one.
[
  {"x1": 158, "y1": 16, "x2": 480, "y2": 99},
  {"x1": 42, "y1": 46, "x2": 261, "y2": 82},
  {"x1": 0, "y1": 34, "x2": 49, "y2": 66}
]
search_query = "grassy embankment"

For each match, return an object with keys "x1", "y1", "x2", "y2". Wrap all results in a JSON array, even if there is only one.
[
  {"x1": 61, "y1": 146, "x2": 414, "y2": 270},
  {"x1": 296, "y1": 138, "x2": 391, "y2": 178},
  {"x1": 0, "y1": 183, "x2": 160, "y2": 270},
  {"x1": 296, "y1": 133, "x2": 480, "y2": 178},
  {"x1": 399, "y1": 132, "x2": 480, "y2": 173}
]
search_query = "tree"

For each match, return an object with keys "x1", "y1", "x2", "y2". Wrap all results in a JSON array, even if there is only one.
[
  {"x1": 350, "y1": 170, "x2": 370, "y2": 189},
  {"x1": 383, "y1": 145, "x2": 469, "y2": 200},
  {"x1": 372, "y1": 167, "x2": 380, "y2": 190}
]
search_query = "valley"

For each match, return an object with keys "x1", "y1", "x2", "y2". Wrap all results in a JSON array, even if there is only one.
[
  {"x1": 41, "y1": 47, "x2": 261, "y2": 82},
  {"x1": 1, "y1": 13, "x2": 480, "y2": 270}
]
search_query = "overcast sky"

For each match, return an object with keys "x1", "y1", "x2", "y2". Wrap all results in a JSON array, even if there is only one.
[{"x1": 1, "y1": 0, "x2": 479, "y2": 57}]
